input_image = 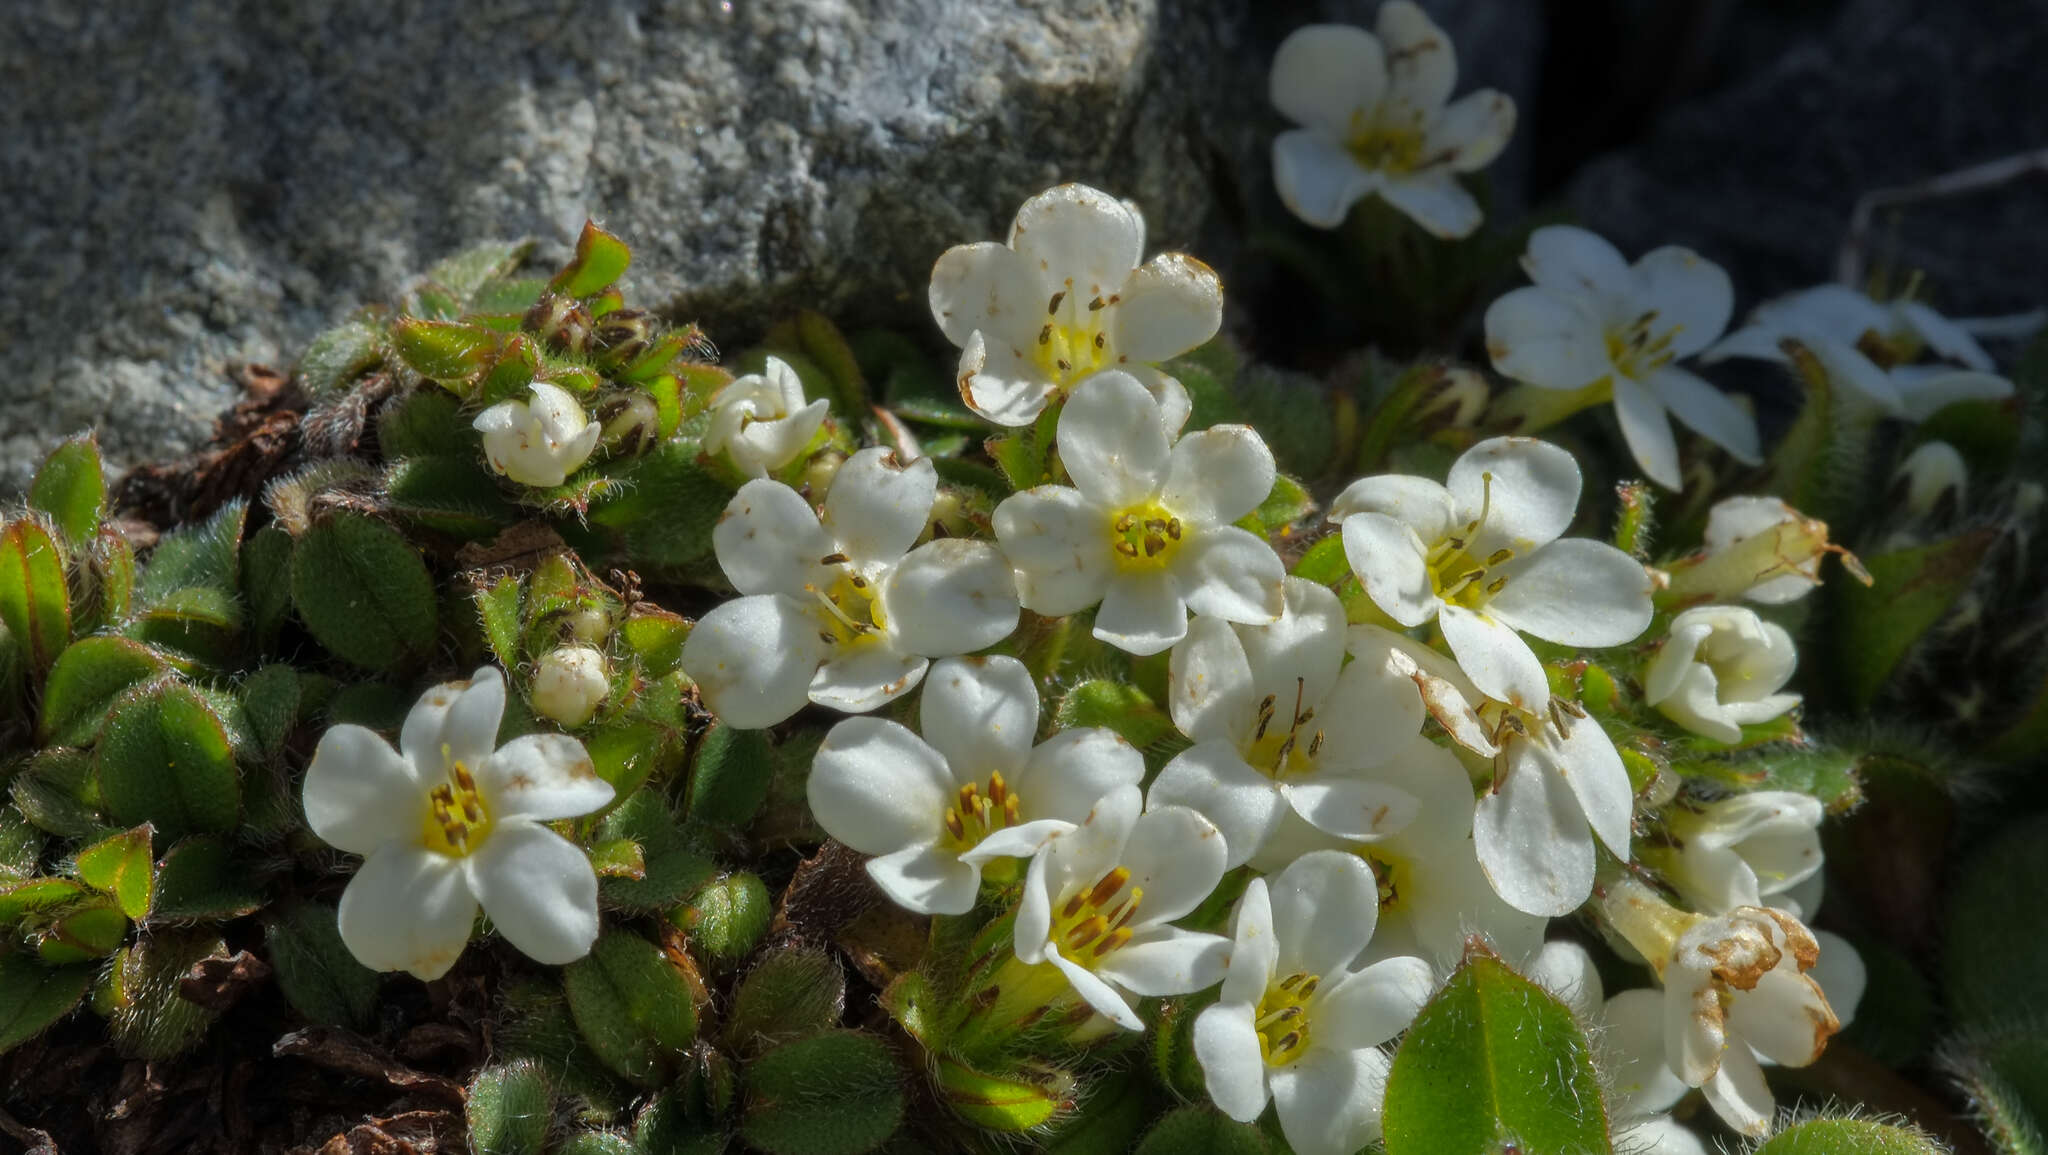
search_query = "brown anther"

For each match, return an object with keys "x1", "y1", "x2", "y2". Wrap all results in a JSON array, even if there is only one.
[
  {"x1": 1056, "y1": 359, "x2": 1071, "y2": 372},
  {"x1": 1296, "y1": 976, "x2": 1319, "y2": 998},
  {"x1": 1092, "y1": 926, "x2": 1133, "y2": 957},
  {"x1": 1558, "y1": 698, "x2": 1588, "y2": 719},
  {"x1": 1038, "y1": 324, "x2": 1053, "y2": 346},
  {"x1": 1061, "y1": 892, "x2": 1089, "y2": 920},
  {"x1": 1487, "y1": 548, "x2": 1514, "y2": 565},
  {"x1": 820, "y1": 552, "x2": 850, "y2": 565},
  {"x1": 1065, "y1": 915, "x2": 1108, "y2": 950},
  {"x1": 1114, "y1": 513, "x2": 1135, "y2": 532},
  {"x1": 1087, "y1": 296, "x2": 1106, "y2": 311},
  {"x1": 1486, "y1": 576, "x2": 1508, "y2": 594},
  {"x1": 1143, "y1": 532, "x2": 1166, "y2": 556},
  {"x1": 462, "y1": 799, "x2": 483, "y2": 822},
  {"x1": 1093, "y1": 332, "x2": 1106, "y2": 349},
  {"x1": 1088, "y1": 867, "x2": 1132, "y2": 908},
  {"x1": 1166, "y1": 518, "x2": 1182, "y2": 540},
  {"x1": 1308, "y1": 730, "x2": 1325, "y2": 757},
  {"x1": 1271, "y1": 1030, "x2": 1302, "y2": 1054},
  {"x1": 988, "y1": 771, "x2": 1007, "y2": 805},
  {"x1": 1048, "y1": 290, "x2": 1067, "y2": 315},
  {"x1": 944, "y1": 810, "x2": 966, "y2": 840},
  {"x1": 1002, "y1": 794, "x2": 1021, "y2": 824},
  {"x1": 1115, "y1": 540, "x2": 1140, "y2": 558},
  {"x1": 819, "y1": 631, "x2": 838, "y2": 645},
  {"x1": 1273, "y1": 733, "x2": 1297, "y2": 767},
  {"x1": 849, "y1": 574, "x2": 867, "y2": 589},
  {"x1": 1279, "y1": 973, "x2": 1306, "y2": 992},
  {"x1": 1108, "y1": 893, "x2": 1142, "y2": 931}
]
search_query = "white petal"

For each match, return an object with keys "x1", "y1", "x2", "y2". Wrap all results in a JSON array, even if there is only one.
[
  {"x1": 1113, "y1": 253, "x2": 1223, "y2": 363},
  {"x1": 1377, "y1": 174, "x2": 1483, "y2": 240},
  {"x1": 1162, "y1": 426, "x2": 1276, "y2": 527},
  {"x1": 1177, "y1": 526, "x2": 1286, "y2": 625},
  {"x1": 1547, "y1": 715, "x2": 1634, "y2": 856},
  {"x1": 1701, "y1": 1042, "x2": 1774, "y2": 1137},
  {"x1": 1649, "y1": 366, "x2": 1760, "y2": 463},
  {"x1": 1523, "y1": 226, "x2": 1634, "y2": 302},
  {"x1": 880, "y1": 539, "x2": 1020, "y2": 656},
  {"x1": 917, "y1": 655, "x2": 1038, "y2": 777},
  {"x1": 806, "y1": 717, "x2": 952, "y2": 855},
  {"x1": 1271, "y1": 1047, "x2": 1387, "y2": 1155},
  {"x1": 1120, "y1": 804, "x2": 1230, "y2": 925},
  {"x1": 337, "y1": 844, "x2": 475, "y2": 980},
  {"x1": 824, "y1": 447, "x2": 935, "y2": 566},
  {"x1": 959, "y1": 818, "x2": 1074, "y2": 867},
  {"x1": 1897, "y1": 300, "x2": 1995, "y2": 370},
  {"x1": 809, "y1": 646, "x2": 929, "y2": 715},
  {"x1": 1270, "y1": 24, "x2": 1386, "y2": 136},
  {"x1": 1473, "y1": 746, "x2": 1595, "y2": 917},
  {"x1": 1896, "y1": 367, "x2": 2018, "y2": 421},
  {"x1": 1342, "y1": 513, "x2": 1437, "y2": 628},
  {"x1": 1602, "y1": 988, "x2": 1691, "y2": 1116},
  {"x1": 476, "y1": 733, "x2": 613, "y2": 821},
  {"x1": 1318, "y1": 955, "x2": 1437, "y2": 1049},
  {"x1": 1327, "y1": 474, "x2": 1457, "y2": 540},
  {"x1": 1057, "y1": 371, "x2": 1172, "y2": 508},
  {"x1": 1431, "y1": 89, "x2": 1515, "y2": 173},
  {"x1": 714, "y1": 481, "x2": 833, "y2": 598},
  {"x1": 1809, "y1": 931, "x2": 1866, "y2": 1028},
  {"x1": 1634, "y1": 247, "x2": 1735, "y2": 358},
  {"x1": 728, "y1": 398, "x2": 829, "y2": 478},
  {"x1": 397, "y1": 666, "x2": 507, "y2": 782},
  {"x1": 682, "y1": 594, "x2": 827, "y2": 730},
  {"x1": 1132, "y1": 368, "x2": 1195, "y2": 438},
  {"x1": 1309, "y1": 659, "x2": 1429, "y2": 772},
  {"x1": 1613, "y1": 373, "x2": 1683, "y2": 489},
  {"x1": 1043, "y1": 785, "x2": 1143, "y2": 908},
  {"x1": 1194, "y1": 1003, "x2": 1272, "y2": 1123},
  {"x1": 304, "y1": 725, "x2": 424, "y2": 856},
  {"x1": 1484, "y1": 286, "x2": 1613, "y2": 389},
  {"x1": 1449, "y1": 436, "x2": 1583, "y2": 549},
  {"x1": 1727, "y1": 968, "x2": 1836, "y2": 1067},
  {"x1": 1222, "y1": 877, "x2": 1279, "y2": 1006},
  {"x1": 1272, "y1": 129, "x2": 1376, "y2": 229},
  {"x1": 1016, "y1": 729, "x2": 1147, "y2": 827},
  {"x1": 1703, "y1": 323, "x2": 1792, "y2": 364},
  {"x1": 1487, "y1": 538, "x2": 1653, "y2": 647},
  {"x1": 1268, "y1": 850, "x2": 1380, "y2": 977},
  {"x1": 957, "y1": 332, "x2": 1058, "y2": 427},
  {"x1": 993, "y1": 485, "x2": 1112, "y2": 616},
  {"x1": 1378, "y1": 0, "x2": 1456, "y2": 113},
  {"x1": 1008, "y1": 184, "x2": 1145, "y2": 302},
  {"x1": 1438, "y1": 604, "x2": 1550, "y2": 711},
  {"x1": 1242, "y1": 578, "x2": 1349, "y2": 716},
  {"x1": 1285, "y1": 776, "x2": 1420, "y2": 843},
  {"x1": 1047, "y1": 948, "x2": 1143, "y2": 1031},
  {"x1": 400, "y1": 674, "x2": 482, "y2": 774},
  {"x1": 1168, "y1": 613, "x2": 1257, "y2": 745},
  {"x1": 1666, "y1": 968, "x2": 1727, "y2": 1085},
  {"x1": 866, "y1": 842, "x2": 981, "y2": 916},
  {"x1": 929, "y1": 241, "x2": 1045, "y2": 350},
  {"x1": 1523, "y1": 940, "x2": 1603, "y2": 1020},
  {"x1": 1806, "y1": 336, "x2": 1906, "y2": 412},
  {"x1": 466, "y1": 820, "x2": 600, "y2": 966},
  {"x1": 1616, "y1": 1117, "x2": 1708, "y2": 1155},
  {"x1": 1093, "y1": 926, "x2": 1233, "y2": 996},
  {"x1": 1094, "y1": 570, "x2": 1189, "y2": 656},
  {"x1": 1014, "y1": 850, "x2": 1056, "y2": 964},
  {"x1": 1148, "y1": 744, "x2": 1286, "y2": 871}
]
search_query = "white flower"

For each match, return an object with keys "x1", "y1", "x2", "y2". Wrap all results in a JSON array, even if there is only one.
[
  {"x1": 928, "y1": 183, "x2": 1221, "y2": 430},
  {"x1": 1247, "y1": 735, "x2": 1547, "y2": 967},
  {"x1": 1642, "y1": 606, "x2": 1801, "y2": 743},
  {"x1": 702, "y1": 355, "x2": 830, "y2": 479},
  {"x1": 993, "y1": 371, "x2": 1285, "y2": 656},
  {"x1": 1523, "y1": 942, "x2": 1703, "y2": 1155},
  {"x1": 1357, "y1": 625, "x2": 1636, "y2": 917},
  {"x1": 806, "y1": 655, "x2": 1144, "y2": 915},
  {"x1": 1149, "y1": 578, "x2": 1426, "y2": 867},
  {"x1": 681, "y1": 446, "x2": 1019, "y2": 729},
  {"x1": 1330, "y1": 435, "x2": 1652, "y2": 711},
  {"x1": 1667, "y1": 496, "x2": 1839, "y2": 606},
  {"x1": 474, "y1": 382, "x2": 602, "y2": 487},
  {"x1": 1705, "y1": 284, "x2": 2016, "y2": 419},
  {"x1": 1194, "y1": 852, "x2": 1436, "y2": 1155},
  {"x1": 1268, "y1": 5, "x2": 1515, "y2": 237},
  {"x1": 1642, "y1": 791, "x2": 1824, "y2": 917},
  {"x1": 1484, "y1": 226, "x2": 1756, "y2": 488},
  {"x1": 301, "y1": 667, "x2": 613, "y2": 980},
  {"x1": 531, "y1": 644, "x2": 610, "y2": 728},
  {"x1": 1013, "y1": 784, "x2": 1232, "y2": 1030}
]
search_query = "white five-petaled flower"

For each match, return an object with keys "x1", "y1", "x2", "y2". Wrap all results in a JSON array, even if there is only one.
[
  {"x1": 806, "y1": 655, "x2": 1144, "y2": 916},
  {"x1": 1642, "y1": 606, "x2": 1801, "y2": 744},
  {"x1": 473, "y1": 382, "x2": 603, "y2": 487},
  {"x1": 1150, "y1": 578, "x2": 1426, "y2": 867},
  {"x1": 1485, "y1": 226, "x2": 1758, "y2": 489},
  {"x1": 1357, "y1": 625, "x2": 1636, "y2": 918},
  {"x1": 1014, "y1": 784, "x2": 1232, "y2": 1031},
  {"x1": 702, "y1": 355, "x2": 830, "y2": 479},
  {"x1": 928, "y1": 183, "x2": 1221, "y2": 430},
  {"x1": 1268, "y1": 5, "x2": 1515, "y2": 237},
  {"x1": 1704, "y1": 284, "x2": 2016, "y2": 419},
  {"x1": 302, "y1": 667, "x2": 614, "y2": 980},
  {"x1": 1194, "y1": 852, "x2": 1436, "y2": 1155},
  {"x1": 993, "y1": 371, "x2": 1285, "y2": 656},
  {"x1": 1330, "y1": 435, "x2": 1653, "y2": 711},
  {"x1": 1641, "y1": 791, "x2": 1824, "y2": 918},
  {"x1": 1248, "y1": 735, "x2": 1547, "y2": 967},
  {"x1": 681, "y1": 446, "x2": 1020, "y2": 729}
]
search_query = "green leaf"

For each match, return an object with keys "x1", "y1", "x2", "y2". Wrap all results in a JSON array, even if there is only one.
[
  {"x1": 265, "y1": 902, "x2": 379, "y2": 1028},
  {"x1": 1944, "y1": 1025, "x2": 2048, "y2": 1155},
  {"x1": 686, "y1": 723, "x2": 772, "y2": 831},
  {"x1": 29, "y1": 434, "x2": 106, "y2": 544},
  {"x1": 379, "y1": 387, "x2": 477, "y2": 458},
  {"x1": 578, "y1": 442, "x2": 731, "y2": 574},
  {"x1": 239, "y1": 664, "x2": 301, "y2": 761},
  {"x1": 101, "y1": 928, "x2": 227, "y2": 1058},
  {"x1": 426, "y1": 238, "x2": 534, "y2": 306},
  {"x1": 1130, "y1": 1106, "x2": 1271, "y2": 1155},
  {"x1": 987, "y1": 403, "x2": 1062, "y2": 493},
  {"x1": 0, "y1": 877, "x2": 88, "y2": 925},
  {"x1": 95, "y1": 681, "x2": 241, "y2": 842},
  {"x1": 73, "y1": 824, "x2": 155, "y2": 919},
  {"x1": 38, "y1": 636, "x2": 170, "y2": 746},
  {"x1": 240, "y1": 525, "x2": 294, "y2": 649},
  {"x1": 725, "y1": 947, "x2": 844, "y2": 1056},
  {"x1": 0, "y1": 519, "x2": 71, "y2": 672},
  {"x1": 153, "y1": 835, "x2": 264, "y2": 921},
  {"x1": 386, "y1": 455, "x2": 519, "y2": 539},
  {"x1": 390, "y1": 318, "x2": 502, "y2": 384},
  {"x1": 476, "y1": 573, "x2": 525, "y2": 671},
  {"x1": 673, "y1": 872, "x2": 771, "y2": 971},
  {"x1": 584, "y1": 719, "x2": 680, "y2": 803},
  {"x1": 1248, "y1": 474, "x2": 1314, "y2": 534},
  {"x1": 467, "y1": 1059, "x2": 556, "y2": 1155},
  {"x1": 1827, "y1": 529, "x2": 1995, "y2": 709},
  {"x1": 138, "y1": 500, "x2": 246, "y2": 606},
  {"x1": 1381, "y1": 947, "x2": 1609, "y2": 1155},
  {"x1": 1946, "y1": 814, "x2": 2048, "y2": 1032},
  {"x1": 758, "y1": 311, "x2": 868, "y2": 417},
  {"x1": 550, "y1": 221, "x2": 633, "y2": 299},
  {"x1": 596, "y1": 791, "x2": 716, "y2": 912},
  {"x1": 563, "y1": 931, "x2": 699, "y2": 1085},
  {"x1": 1754, "y1": 1118, "x2": 1946, "y2": 1155},
  {"x1": 36, "y1": 898, "x2": 128, "y2": 963},
  {"x1": 634, "y1": 1084, "x2": 731, "y2": 1155},
  {"x1": 0, "y1": 955, "x2": 91, "y2": 1053},
  {"x1": 82, "y1": 525, "x2": 138, "y2": 631},
  {"x1": 621, "y1": 605, "x2": 690, "y2": 677},
  {"x1": 10, "y1": 749, "x2": 106, "y2": 839},
  {"x1": 933, "y1": 1056, "x2": 1066, "y2": 1133},
  {"x1": 740, "y1": 1030, "x2": 905, "y2": 1155},
  {"x1": 557, "y1": 1134, "x2": 639, "y2": 1155},
  {"x1": 0, "y1": 807, "x2": 41, "y2": 879},
  {"x1": 298, "y1": 319, "x2": 387, "y2": 396},
  {"x1": 290, "y1": 513, "x2": 438, "y2": 672}
]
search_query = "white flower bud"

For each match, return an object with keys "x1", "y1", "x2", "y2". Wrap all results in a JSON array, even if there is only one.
[
  {"x1": 532, "y1": 645, "x2": 610, "y2": 728},
  {"x1": 703, "y1": 356, "x2": 829, "y2": 479},
  {"x1": 1665, "y1": 496, "x2": 1850, "y2": 605},
  {"x1": 1641, "y1": 791, "x2": 1824, "y2": 915},
  {"x1": 474, "y1": 382, "x2": 602, "y2": 487},
  {"x1": 1893, "y1": 440, "x2": 1968, "y2": 519},
  {"x1": 1642, "y1": 605, "x2": 1800, "y2": 743}
]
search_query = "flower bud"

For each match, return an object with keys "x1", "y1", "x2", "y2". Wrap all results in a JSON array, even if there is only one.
[
  {"x1": 1892, "y1": 440, "x2": 1968, "y2": 521},
  {"x1": 596, "y1": 392, "x2": 663, "y2": 459},
  {"x1": 703, "y1": 356, "x2": 829, "y2": 479},
  {"x1": 524, "y1": 292, "x2": 593, "y2": 353},
  {"x1": 474, "y1": 383, "x2": 602, "y2": 488},
  {"x1": 532, "y1": 645, "x2": 610, "y2": 728},
  {"x1": 1642, "y1": 605, "x2": 1800, "y2": 743},
  {"x1": 1664, "y1": 496, "x2": 1855, "y2": 605},
  {"x1": 591, "y1": 309, "x2": 658, "y2": 365},
  {"x1": 1641, "y1": 791, "x2": 1824, "y2": 916}
]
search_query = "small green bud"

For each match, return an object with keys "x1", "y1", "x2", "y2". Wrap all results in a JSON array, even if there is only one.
[
  {"x1": 525, "y1": 293, "x2": 593, "y2": 353},
  {"x1": 670, "y1": 872, "x2": 771, "y2": 970},
  {"x1": 596, "y1": 391, "x2": 663, "y2": 458},
  {"x1": 467, "y1": 1059, "x2": 556, "y2": 1155},
  {"x1": 934, "y1": 1056, "x2": 1069, "y2": 1132}
]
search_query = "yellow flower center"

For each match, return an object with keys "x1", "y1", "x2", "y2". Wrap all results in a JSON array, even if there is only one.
[
  {"x1": 1256, "y1": 971, "x2": 1320, "y2": 1066},
  {"x1": 1345, "y1": 107, "x2": 1427, "y2": 174},
  {"x1": 941, "y1": 770, "x2": 1026, "y2": 853},
  {"x1": 1359, "y1": 848, "x2": 1406, "y2": 913},
  {"x1": 1107, "y1": 501, "x2": 1185, "y2": 572},
  {"x1": 1855, "y1": 326, "x2": 1921, "y2": 370},
  {"x1": 1604, "y1": 311, "x2": 1681, "y2": 381},
  {"x1": 1051, "y1": 866, "x2": 1144, "y2": 969},
  {"x1": 807, "y1": 554, "x2": 889, "y2": 648},
  {"x1": 1031, "y1": 288, "x2": 1117, "y2": 387},
  {"x1": 1242, "y1": 677, "x2": 1324, "y2": 780},
  {"x1": 421, "y1": 758, "x2": 493, "y2": 858},
  {"x1": 1424, "y1": 472, "x2": 1520, "y2": 610}
]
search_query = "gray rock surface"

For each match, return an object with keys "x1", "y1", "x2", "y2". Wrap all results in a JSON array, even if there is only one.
[{"x1": 0, "y1": 0, "x2": 1544, "y2": 492}]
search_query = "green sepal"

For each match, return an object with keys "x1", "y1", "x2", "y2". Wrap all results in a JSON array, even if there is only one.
[
  {"x1": 475, "y1": 572, "x2": 525, "y2": 671},
  {"x1": 37, "y1": 636, "x2": 170, "y2": 746},
  {"x1": 73, "y1": 824, "x2": 155, "y2": 920},
  {"x1": 987, "y1": 403, "x2": 1062, "y2": 493},
  {"x1": 724, "y1": 947, "x2": 845, "y2": 1056},
  {"x1": 0, "y1": 518, "x2": 71, "y2": 673},
  {"x1": 0, "y1": 954, "x2": 92, "y2": 1054},
  {"x1": 1241, "y1": 473, "x2": 1314, "y2": 536},
  {"x1": 739, "y1": 1030, "x2": 906, "y2": 1155},
  {"x1": 265, "y1": 902, "x2": 379, "y2": 1029},
  {"x1": 584, "y1": 719, "x2": 683, "y2": 804},
  {"x1": 621, "y1": 605, "x2": 691, "y2": 677},
  {"x1": 297, "y1": 319, "x2": 389, "y2": 397},
  {"x1": 29, "y1": 433, "x2": 106, "y2": 545},
  {"x1": 95, "y1": 681, "x2": 240, "y2": 842},
  {"x1": 562, "y1": 930, "x2": 700, "y2": 1086},
  {"x1": 478, "y1": 335, "x2": 544, "y2": 407},
  {"x1": 550, "y1": 221, "x2": 633, "y2": 299},
  {"x1": 467, "y1": 1059, "x2": 557, "y2": 1155},
  {"x1": 933, "y1": 1055, "x2": 1068, "y2": 1133},
  {"x1": 289, "y1": 512, "x2": 438, "y2": 673},
  {"x1": 0, "y1": 877, "x2": 88, "y2": 925}
]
